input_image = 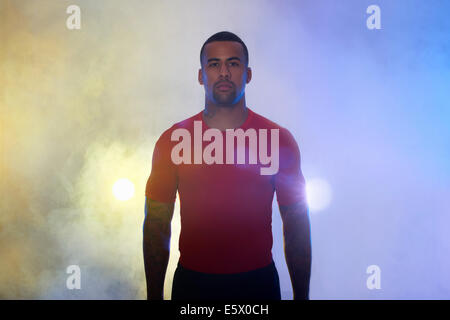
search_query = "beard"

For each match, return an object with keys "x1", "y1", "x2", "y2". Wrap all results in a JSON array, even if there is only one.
[
  {"x1": 212, "y1": 87, "x2": 238, "y2": 106},
  {"x1": 213, "y1": 91, "x2": 236, "y2": 105}
]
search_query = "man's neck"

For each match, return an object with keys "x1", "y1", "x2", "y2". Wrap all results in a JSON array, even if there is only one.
[{"x1": 202, "y1": 98, "x2": 248, "y2": 131}]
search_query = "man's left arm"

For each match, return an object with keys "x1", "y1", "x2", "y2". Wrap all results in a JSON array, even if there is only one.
[
  {"x1": 275, "y1": 128, "x2": 311, "y2": 300},
  {"x1": 279, "y1": 199, "x2": 311, "y2": 300}
]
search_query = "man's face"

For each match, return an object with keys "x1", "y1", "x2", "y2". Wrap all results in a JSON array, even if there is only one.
[{"x1": 199, "y1": 41, "x2": 252, "y2": 106}]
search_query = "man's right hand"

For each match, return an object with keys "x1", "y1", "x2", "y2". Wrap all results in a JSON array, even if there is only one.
[{"x1": 143, "y1": 197, "x2": 175, "y2": 300}]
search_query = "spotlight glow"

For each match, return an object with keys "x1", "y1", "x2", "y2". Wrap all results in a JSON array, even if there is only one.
[
  {"x1": 305, "y1": 177, "x2": 332, "y2": 212},
  {"x1": 112, "y1": 178, "x2": 135, "y2": 201}
]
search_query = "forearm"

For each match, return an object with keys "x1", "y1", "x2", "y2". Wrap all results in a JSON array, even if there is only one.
[
  {"x1": 143, "y1": 217, "x2": 171, "y2": 300},
  {"x1": 282, "y1": 203, "x2": 312, "y2": 300},
  {"x1": 284, "y1": 235, "x2": 311, "y2": 299}
]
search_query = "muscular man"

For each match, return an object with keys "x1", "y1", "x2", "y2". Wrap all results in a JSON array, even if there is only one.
[{"x1": 143, "y1": 31, "x2": 311, "y2": 300}]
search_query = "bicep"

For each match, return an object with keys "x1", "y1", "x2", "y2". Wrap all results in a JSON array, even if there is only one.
[
  {"x1": 145, "y1": 130, "x2": 178, "y2": 203},
  {"x1": 274, "y1": 129, "x2": 306, "y2": 207}
]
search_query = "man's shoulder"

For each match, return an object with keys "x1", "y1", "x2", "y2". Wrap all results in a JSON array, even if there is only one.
[
  {"x1": 157, "y1": 111, "x2": 202, "y2": 139},
  {"x1": 251, "y1": 109, "x2": 303, "y2": 156},
  {"x1": 156, "y1": 108, "x2": 297, "y2": 142},
  {"x1": 250, "y1": 109, "x2": 294, "y2": 138},
  {"x1": 172, "y1": 111, "x2": 202, "y2": 129}
]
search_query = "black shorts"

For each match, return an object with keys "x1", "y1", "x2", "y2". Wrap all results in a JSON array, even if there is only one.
[{"x1": 171, "y1": 260, "x2": 281, "y2": 301}]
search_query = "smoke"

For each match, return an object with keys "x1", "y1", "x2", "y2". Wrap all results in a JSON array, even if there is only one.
[{"x1": 0, "y1": 0, "x2": 163, "y2": 299}]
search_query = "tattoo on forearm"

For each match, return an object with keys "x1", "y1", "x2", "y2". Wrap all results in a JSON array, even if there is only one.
[{"x1": 143, "y1": 199, "x2": 174, "y2": 299}]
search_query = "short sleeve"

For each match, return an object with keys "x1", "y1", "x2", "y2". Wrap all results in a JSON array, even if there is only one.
[
  {"x1": 145, "y1": 128, "x2": 178, "y2": 203},
  {"x1": 274, "y1": 128, "x2": 307, "y2": 207}
]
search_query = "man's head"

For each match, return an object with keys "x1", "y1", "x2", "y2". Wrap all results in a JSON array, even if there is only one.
[{"x1": 198, "y1": 31, "x2": 252, "y2": 106}]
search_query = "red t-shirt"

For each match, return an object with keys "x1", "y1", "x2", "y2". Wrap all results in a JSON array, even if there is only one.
[{"x1": 145, "y1": 107, "x2": 306, "y2": 273}]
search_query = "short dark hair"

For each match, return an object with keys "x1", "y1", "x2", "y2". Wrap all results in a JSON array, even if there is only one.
[{"x1": 200, "y1": 31, "x2": 249, "y2": 66}]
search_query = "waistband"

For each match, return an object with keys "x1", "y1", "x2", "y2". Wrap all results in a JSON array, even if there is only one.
[{"x1": 176, "y1": 259, "x2": 276, "y2": 277}]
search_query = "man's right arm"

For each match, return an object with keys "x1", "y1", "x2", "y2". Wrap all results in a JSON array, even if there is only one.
[{"x1": 143, "y1": 196, "x2": 175, "y2": 300}]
